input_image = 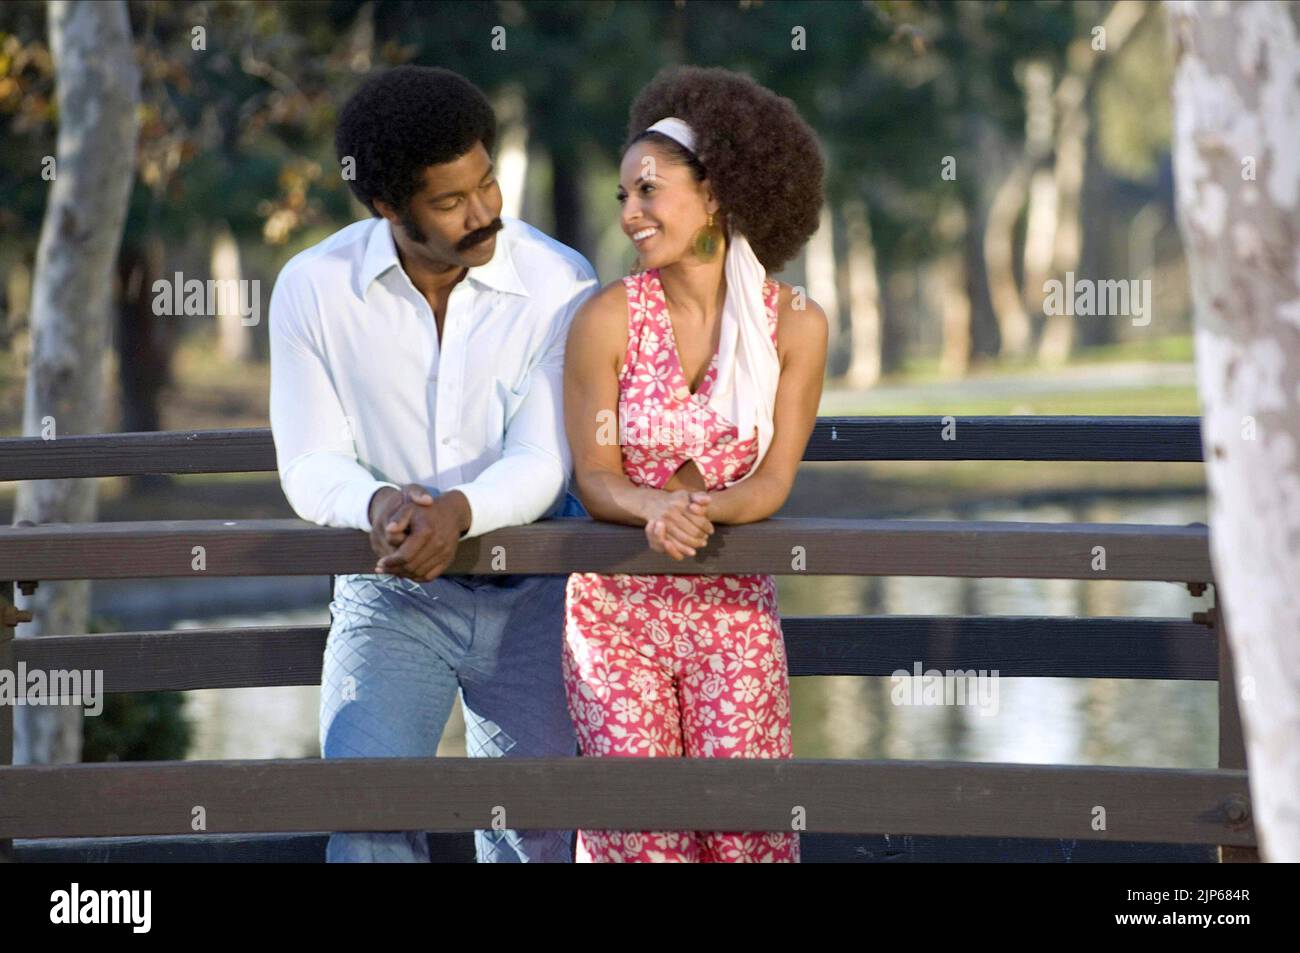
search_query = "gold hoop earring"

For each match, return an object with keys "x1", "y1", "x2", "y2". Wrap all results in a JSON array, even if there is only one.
[{"x1": 692, "y1": 212, "x2": 723, "y2": 261}]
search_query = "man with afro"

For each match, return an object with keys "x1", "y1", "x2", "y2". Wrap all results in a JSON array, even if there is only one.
[{"x1": 268, "y1": 65, "x2": 597, "y2": 863}]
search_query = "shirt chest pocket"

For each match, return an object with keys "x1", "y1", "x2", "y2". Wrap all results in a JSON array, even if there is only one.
[{"x1": 484, "y1": 375, "x2": 531, "y2": 450}]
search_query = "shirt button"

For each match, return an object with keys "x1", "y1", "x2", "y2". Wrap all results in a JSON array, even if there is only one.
[
  {"x1": 674, "y1": 386, "x2": 690, "y2": 400},
  {"x1": 441, "y1": 437, "x2": 452, "y2": 445}
]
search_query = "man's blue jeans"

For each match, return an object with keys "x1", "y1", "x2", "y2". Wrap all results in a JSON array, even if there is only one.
[{"x1": 319, "y1": 495, "x2": 583, "y2": 862}]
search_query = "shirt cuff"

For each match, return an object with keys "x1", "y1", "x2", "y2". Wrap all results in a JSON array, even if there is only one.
[
  {"x1": 348, "y1": 480, "x2": 400, "y2": 532},
  {"x1": 447, "y1": 480, "x2": 492, "y2": 540}
]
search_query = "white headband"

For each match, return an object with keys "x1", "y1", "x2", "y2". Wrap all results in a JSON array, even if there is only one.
[
  {"x1": 638, "y1": 116, "x2": 781, "y2": 486},
  {"x1": 645, "y1": 116, "x2": 698, "y2": 153}
]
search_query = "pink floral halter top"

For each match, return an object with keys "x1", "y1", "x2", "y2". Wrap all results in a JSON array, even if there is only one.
[{"x1": 616, "y1": 268, "x2": 780, "y2": 492}]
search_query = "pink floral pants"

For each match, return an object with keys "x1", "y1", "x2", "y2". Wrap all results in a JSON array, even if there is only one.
[{"x1": 562, "y1": 571, "x2": 800, "y2": 863}]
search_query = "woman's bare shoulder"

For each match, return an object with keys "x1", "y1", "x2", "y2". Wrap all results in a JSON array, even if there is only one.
[
  {"x1": 569, "y1": 278, "x2": 632, "y2": 357},
  {"x1": 772, "y1": 280, "x2": 829, "y2": 341}
]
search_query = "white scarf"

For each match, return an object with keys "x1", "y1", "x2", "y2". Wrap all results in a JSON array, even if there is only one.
[{"x1": 646, "y1": 117, "x2": 781, "y2": 484}]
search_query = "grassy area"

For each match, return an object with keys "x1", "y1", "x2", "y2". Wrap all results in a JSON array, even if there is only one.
[
  {"x1": 161, "y1": 337, "x2": 270, "y2": 431},
  {"x1": 892, "y1": 334, "x2": 1195, "y2": 382},
  {"x1": 1068, "y1": 334, "x2": 1195, "y2": 365}
]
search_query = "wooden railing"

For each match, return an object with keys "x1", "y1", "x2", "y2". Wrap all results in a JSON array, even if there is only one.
[{"x1": 0, "y1": 416, "x2": 1257, "y2": 863}]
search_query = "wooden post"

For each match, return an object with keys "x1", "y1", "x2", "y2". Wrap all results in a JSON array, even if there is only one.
[
  {"x1": 1213, "y1": 585, "x2": 1259, "y2": 862},
  {"x1": 1, "y1": 580, "x2": 14, "y2": 862}
]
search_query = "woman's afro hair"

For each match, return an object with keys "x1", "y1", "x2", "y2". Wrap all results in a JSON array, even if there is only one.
[
  {"x1": 626, "y1": 65, "x2": 824, "y2": 272},
  {"x1": 336, "y1": 65, "x2": 497, "y2": 216}
]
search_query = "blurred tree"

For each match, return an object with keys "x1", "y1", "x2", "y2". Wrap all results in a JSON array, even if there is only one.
[
  {"x1": 14, "y1": 0, "x2": 139, "y2": 766},
  {"x1": 1036, "y1": 0, "x2": 1148, "y2": 364},
  {"x1": 0, "y1": 0, "x2": 1195, "y2": 413}
]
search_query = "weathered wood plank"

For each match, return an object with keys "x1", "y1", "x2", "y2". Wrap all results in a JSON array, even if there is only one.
[
  {"x1": 0, "y1": 517, "x2": 1214, "y2": 581},
  {"x1": 0, "y1": 758, "x2": 1254, "y2": 845},
  {"x1": 11, "y1": 831, "x2": 1218, "y2": 863},
  {"x1": 0, "y1": 417, "x2": 1204, "y2": 482},
  {"x1": 804, "y1": 416, "x2": 1204, "y2": 462},
  {"x1": 783, "y1": 615, "x2": 1215, "y2": 679},
  {"x1": 0, "y1": 429, "x2": 274, "y2": 480},
  {"x1": 13, "y1": 616, "x2": 1217, "y2": 693}
]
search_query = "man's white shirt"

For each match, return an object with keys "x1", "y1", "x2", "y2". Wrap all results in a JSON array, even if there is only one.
[{"x1": 269, "y1": 215, "x2": 598, "y2": 538}]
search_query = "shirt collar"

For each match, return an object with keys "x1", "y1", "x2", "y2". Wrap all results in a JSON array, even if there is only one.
[
  {"x1": 358, "y1": 217, "x2": 530, "y2": 299},
  {"x1": 358, "y1": 217, "x2": 400, "y2": 296}
]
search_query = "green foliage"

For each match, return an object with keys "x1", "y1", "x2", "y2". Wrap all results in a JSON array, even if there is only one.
[
  {"x1": 1, "y1": 0, "x2": 1187, "y2": 351},
  {"x1": 79, "y1": 616, "x2": 194, "y2": 763},
  {"x1": 1096, "y1": 10, "x2": 1173, "y2": 183},
  {"x1": 82, "y1": 691, "x2": 194, "y2": 762}
]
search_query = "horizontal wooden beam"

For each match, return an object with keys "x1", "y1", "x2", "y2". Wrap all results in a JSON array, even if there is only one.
[
  {"x1": 803, "y1": 416, "x2": 1203, "y2": 462},
  {"x1": 0, "y1": 417, "x2": 1204, "y2": 481},
  {"x1": 0, "y1": 517, "x2": 1213, "y2": 581},
  {"x1": 11, "y1": 831, "x2": 1217, "y2": 863},
  {"x1": 13, "y1": 616, "x2": 1216, "y2": 693},
  {"x1": 0, "y1": 758, "x2": 1254, "y2": 845},
  {"x1": 0, "y1": 428, "x2": 273, "y2": 481}
]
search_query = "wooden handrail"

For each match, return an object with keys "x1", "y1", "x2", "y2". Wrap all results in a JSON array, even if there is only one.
[
  {"x1": 0, "y1": 517, "x2": 1213, "y2": 581},
  {"x1": 0, "y1": 758, "x2": 1254, "y2": 845},
  {"x1": 0, "y1": 415, "x2": 1228, "y2": 860},
  {"x1": 0, "y1": 416, "x2": 1205, "y2": 481}
]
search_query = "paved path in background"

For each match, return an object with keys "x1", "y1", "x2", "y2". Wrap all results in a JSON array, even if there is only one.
[{"x1": 819, "y1": 362, "x2": 1197, "y2": 413}]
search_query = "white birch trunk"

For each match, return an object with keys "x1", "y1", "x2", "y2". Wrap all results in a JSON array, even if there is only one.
[
  {"x1": 1168, "y1": 0, "x2": 1300, "y2": 862},
  {"x1": 13, "y1": 0, "x2": 139, "y2": 765},
  {"x1": 805, "y1": 204, "x2": 841, "y2": 366},
  {"x1": 843, "y1": 200, "x2": 883, "y2": 389},
  {"x1": 212, "y1": 223, "x2": 251, "y2": 363},
  {"x1": 984, "y1": 163, "x2": 1033, "y2": 358},
  {"x1": 494, "y1": 84, "x2": 529, "y2": 221}
]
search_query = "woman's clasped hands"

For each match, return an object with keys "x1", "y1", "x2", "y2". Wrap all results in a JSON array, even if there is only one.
[{"x1": 644, "y1": 489, "x2": 714, "y2": 561}]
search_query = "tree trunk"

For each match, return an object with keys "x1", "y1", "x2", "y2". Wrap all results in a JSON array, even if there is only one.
[
  {"x1": 549, "y1": 143, "x2": 586, "y2": 257},
  {"x1": 117, "y1": 232, "x2": 168, "y2": 432},
  {"x1": 1168, "y1": 0, "x2": 1300, "y2": 862},
  {"x1": 1127, "y1": 202, "x2": 1164, "y2": 304},
  {"x1": 493, "y1": 84, "x2": 529, "y2": 221},
  {"x1": 843, "y1": 200, "x2": 883, "y2": 389},
  {"x1": 936, "y1": 256, "x2": 971, "y2": 380},
  {"x1": 1019, "y1": 58, "x2": 1058, "y2": 338},
  {"x1": 1037, "y1": 62, "x2": 1088, "y2": 365},
  {"x1": 1039, "y1": 0, "x2": 1149, "y2": 364},
  {"x1": 984, "y1": 162, "x2": 1033, "y2": 359},
  {"x1": 14, "y1": 0, "x2": 139, "y2": 766},
  {"x1": 1022, "y1": 167, "x2": 1059, "y2": 328},
  {"x1": 960, "y1": 120, "x2": 1003, "y2": 363},
  {"x1": 1076, "y1": 122, "x2": 1117, "y2": 349},
  {"x1": 805, "y1": 204, "x2": 841, "y2": 373},
  {"x1": 213, "y1": 223, "x2": 252, "y2": 363},
  {"x1": 935, "y1": 202, "x2": 971, "y2": 379}
]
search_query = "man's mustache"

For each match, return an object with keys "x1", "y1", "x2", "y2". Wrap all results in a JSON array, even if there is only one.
[{"x1": 457, "y1": 219, "x2": 503, "y2": 251}]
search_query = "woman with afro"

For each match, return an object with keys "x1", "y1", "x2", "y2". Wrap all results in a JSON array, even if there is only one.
[{"x1": 562, "y1": 65, "x2": 828, "y2": 862}]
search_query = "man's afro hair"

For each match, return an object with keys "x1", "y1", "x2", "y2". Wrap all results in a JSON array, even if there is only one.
[{"x1": 336, "y1": 65, "x2": 497, "y2": 216}]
